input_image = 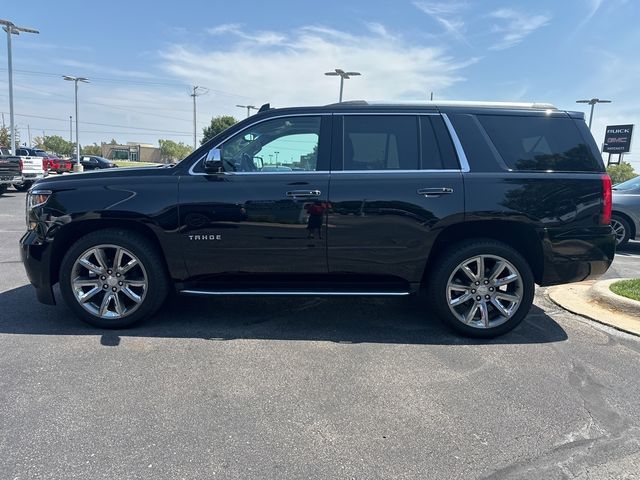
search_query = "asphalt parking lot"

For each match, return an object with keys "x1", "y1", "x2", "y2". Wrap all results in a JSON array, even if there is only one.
[{"x1": 1, "y1": 190, "x2": 640, "y2": 479}]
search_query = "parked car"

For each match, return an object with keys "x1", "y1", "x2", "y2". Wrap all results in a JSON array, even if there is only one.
[
  {"x1": 13, "y1": 147, "x2": 48, "y2": 191},
  {"x1": 80, "y1": 156, "x2": 118, "y2": 170},
  {"x1": 21, "y1": 100, "x2": 615, "y2": 338},
  {"x1": 45, "y1": 153, "x2": 73, "y2": 174},
  {"x1": 611, "y1": 175, "x2": 640, "y2": 248},
  {"x1": 0, "y1": 146, "x2": 22, "y2": 195}
]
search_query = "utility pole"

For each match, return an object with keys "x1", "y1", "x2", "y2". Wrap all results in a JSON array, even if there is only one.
[
  {"x1": 576, "y1": 98, "x2": 612, "y2": 130},
  {"x1": 1, "y1": 112, "x2": 4, "y2": 128},
  {"x1": 190, "y1": 86, "x2": 208, "y2": 149},
  {"x1": 430, "y1": 92, "x2": 434, "y2": 100},
  {"x1": 324, "y1": 68, "x2": 361, "y2": 102},
  {"x1": 63, "y1": 75, "x2": 89, "y2": 171},
  {"x1": 236, "y1": 104, "x2": 258, "y2": 118},
  {"x1": 69, "y1": 115, "x2": 72, "y2": 143},
  {"x1": 274, "y1": 151, "x2": 279, "y2": 167},
  {"x1": 27, "y1": 124, "x2": 31, "y2": 147},
  {"x1": 1, "y1": 19, "x2": 40, "y2": 154}
]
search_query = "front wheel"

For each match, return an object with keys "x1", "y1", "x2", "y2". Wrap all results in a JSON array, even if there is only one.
[
  {"x1": 611, "y1": 215, "x2": 631, "y2": 249},
  {"x1": 0, "y1": 184, "x2": 7, "y2": 195},
  {"x1": 13, "y1": 181, "x2": 32, "y2": 192},
  {"x1": 59, "y1": 229, "x2": 170, "y2": 328},
  {"x1": 428, "y1": 240, "x2": 535, "y2": 338}
]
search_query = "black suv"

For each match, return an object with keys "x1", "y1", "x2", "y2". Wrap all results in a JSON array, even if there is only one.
[{"x1": 21, "y1": 101, "x2": 615, "y2": 337}]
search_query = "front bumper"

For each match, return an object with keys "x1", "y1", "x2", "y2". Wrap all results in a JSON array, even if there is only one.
[
  {"x1": 539, "y1": 227, "x2": 616, "y2": 286},
  {"x1": 20, "y1": 229, "x2": 56, "y2": 305}
]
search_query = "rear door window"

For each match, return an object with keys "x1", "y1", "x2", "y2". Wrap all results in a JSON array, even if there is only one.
[
  {"x1": 420, "y1": 116, "x2": 459, "y2": 170},
  {"x1": 343, "y1": 115, "x2": 419, "y2": 170},
  {"x1": 477, "y1": 115, "x2": 602, "y2": 172}
]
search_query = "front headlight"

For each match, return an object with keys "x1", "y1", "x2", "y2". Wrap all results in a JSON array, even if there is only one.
[{"x1": 26, "y1": 189, "x2": 52, "y2": 228}]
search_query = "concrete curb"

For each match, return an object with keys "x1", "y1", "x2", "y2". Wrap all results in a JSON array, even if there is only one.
[
  {"x1": 591, "y1": 278, "x2": 640, "y2": 317},
  {"x1": 547, "y1": 279, "x2": 640, "y2": 337}
]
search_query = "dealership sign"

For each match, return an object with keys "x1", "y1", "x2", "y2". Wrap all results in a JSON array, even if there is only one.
[{"x1": 603, "y1": 124, "x2": 634, "y2": 153}]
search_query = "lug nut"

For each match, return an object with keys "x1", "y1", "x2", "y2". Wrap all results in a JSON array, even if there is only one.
[
  {"x1": 484, "y1": 280, "x2": 489, "y2": 285},
  {"x1": 103, "y1": 284, "x2": 108, "y2": 289},
  {"x1": 485, "y1": 295, "x2": 491, "y2": 300},
  {"x1": 489, "y1": 287, "x2": 494, "y2": 292},
  {"x1": 107, "y1": 270, "x2": 112, "y2": 275},
  {"x1": 475, "y1": 281, "x2": 480, "y2": 286},
  {"x1": 101, "y1": 275, "x2": 106, "y2": 280},
  {"x1": 476, "y1": 296, "x2": 481, "y2": 301},
  {"x1": 112, "y1": 287, "x2": 117, "y2": 292},
  {"x1": 116, "y1": 272, "x2": 121, "y2": 277},
  {"x1": 118, "y1": 281, "x2": 123, "y2": 286},
  {"x1": 471, "y1": 289, "x2": 476, "y2": 294}
]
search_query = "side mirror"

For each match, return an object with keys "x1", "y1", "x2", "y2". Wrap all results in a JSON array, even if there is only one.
[{"x1": 203, "y1": 148, "x2": 223, "y2": 172}]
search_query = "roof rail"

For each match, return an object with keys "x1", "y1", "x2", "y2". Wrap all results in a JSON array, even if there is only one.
[{"x1": 327, "y1": 100, "x2": 558, "y2": 110}]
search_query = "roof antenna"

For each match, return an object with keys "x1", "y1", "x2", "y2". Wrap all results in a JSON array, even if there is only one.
[{"x1": 258, "y1": 103, "x2": 271, "y2": 113}]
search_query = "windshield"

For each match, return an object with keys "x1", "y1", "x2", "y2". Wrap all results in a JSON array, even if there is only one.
[{"x1": 613, "y1": 175, "x2": 640, "y2": 191}]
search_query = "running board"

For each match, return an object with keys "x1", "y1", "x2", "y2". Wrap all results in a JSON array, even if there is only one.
[{"x1": 180, "y1": 289, "x2": 411, "y2": 297}]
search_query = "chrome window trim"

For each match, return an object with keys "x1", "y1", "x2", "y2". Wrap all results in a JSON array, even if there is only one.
[
  {"x1": 441, "y1": 113, "x2": 471, "y2": 173},
  {"x1": 188, "y1": 113, "x2": 330, "y2": 176},
  {"x1": 188, "y1": 111, "x2": 468, "y2": 175}
]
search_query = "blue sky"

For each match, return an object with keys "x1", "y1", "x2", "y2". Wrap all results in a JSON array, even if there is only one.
[{"x1": 1, "y1": 0, "x2": 639, "y2": 168}]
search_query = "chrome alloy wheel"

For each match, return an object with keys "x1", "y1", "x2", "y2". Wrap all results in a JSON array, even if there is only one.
[
  {"x1": 611, "y1": 218, "x2": 626, "y2": 245},
  {"x1": 446, "y1": 254, "x2": 523, "y2": 329},
  {"x1": 71, "y1": 244, "x2": 148, "y2": 319}
]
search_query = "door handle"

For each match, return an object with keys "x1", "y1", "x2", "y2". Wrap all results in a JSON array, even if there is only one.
[
  {"x1": 286, "y1": 189, "x2": 322, "y2": 198},
  {"x1": 417, "y1": 187, "x2": 454, "y2": 197}
]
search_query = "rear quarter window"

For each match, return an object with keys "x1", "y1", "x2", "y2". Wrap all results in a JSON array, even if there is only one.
[{"x1": 477, "y1": 114, "x2": 602, "y2": 172}]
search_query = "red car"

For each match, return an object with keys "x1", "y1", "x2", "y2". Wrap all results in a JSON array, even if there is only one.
[{"x1": 41, "y1": 152, "x2": 72, "y2": 174}]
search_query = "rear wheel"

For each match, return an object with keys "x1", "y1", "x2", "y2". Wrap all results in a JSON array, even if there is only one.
[
  {"x1": 611, "y1": 215, "x2": 631, "y2": 249},
  {"x1": 59, "y1": 229, "x2": 169, "y2": 328},
  {"x1": 428, "y1": 240, "x2": 534, "y2": 338},
  {"x1": 0, "y1": 184, "x2": 7, "y2": 195}
]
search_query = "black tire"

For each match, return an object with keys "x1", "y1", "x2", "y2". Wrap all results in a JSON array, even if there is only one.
[
  {"x1": 611, "y1": 215, "x2": 631, "y2": 249},
  {"x1": 0, "y1": 184, "x2": 7, "y2": 195},
  {"x1": 13, "y1": 181, "x2": 32, "y2": 192},
  {"x1": 427, "y1": 239, "x2": 535, "y2": 338},
  {"x1": 59, "y1": 229, "x2": 170, "y2": 328}
]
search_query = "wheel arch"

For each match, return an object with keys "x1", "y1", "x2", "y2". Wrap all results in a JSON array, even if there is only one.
[
  {"x1": 423, "y1": 220, "x2": 545, "y2": 285},
  {"x1": 49, "y1": 219, "x2": 171, "y2": 286}
]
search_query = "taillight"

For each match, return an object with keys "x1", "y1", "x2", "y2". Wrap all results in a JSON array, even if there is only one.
[
  {"x1": 19, "y1": 158, "x2": 23, "y2": 171},
  {"x1": 601, "y1": 174, "x2": 612, "y2": 225}
]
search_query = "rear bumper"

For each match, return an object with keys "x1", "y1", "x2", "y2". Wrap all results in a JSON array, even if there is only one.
[
  {"x1": 20, "y1": 229, "x2": 56, "y2": 305},
  {"x1": 0, "y1": 174, "x2": 22, "y2": 185},
  {"x1": 539, "y1": 227, "x2": 616, "y2": 286}
]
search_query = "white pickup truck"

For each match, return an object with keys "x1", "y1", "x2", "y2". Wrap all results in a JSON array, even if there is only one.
[{"x1": 13, "y1": 147, "x2": 49, "y2": 191}]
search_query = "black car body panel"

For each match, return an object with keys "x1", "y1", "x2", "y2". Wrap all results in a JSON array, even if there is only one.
[{"x1": 21, "y1": 102, "x2": 615, "y2": 306}]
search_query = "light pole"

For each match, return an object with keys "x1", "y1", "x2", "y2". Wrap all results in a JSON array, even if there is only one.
[
  {"x1": 69, "y1": 116, "x2": 72, "y2": 143},
  {"x1": 1, "y1": 19, "x2": 39, "y2": 154},
  {"x1": 236, "y1": 105, "x2": 258, "y2": 118},
  {"x1": 190, "y1": 86, "x2": 208, "y2": 149},
  {"x1": 324, "y1": 68, "x2": 361, "y2": 102},
  {"x1": 576, "y1": 98, "x2": 612, "y2": 130},
  {"x1": 63, "y1": 76, "x2": 89, "y2": 172}
]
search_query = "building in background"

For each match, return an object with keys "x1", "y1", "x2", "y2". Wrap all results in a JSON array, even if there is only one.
[{"x1": 101, "y1": 142, "x2": 162, "y2": 163}]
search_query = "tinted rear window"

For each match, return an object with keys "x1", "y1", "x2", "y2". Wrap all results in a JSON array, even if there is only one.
[
  {"x1": 420, "y1": 116, "x2": 459, "y2": 170},
  {"x1": 477, "y1": 115, "x2": 602, "y2": 172}
]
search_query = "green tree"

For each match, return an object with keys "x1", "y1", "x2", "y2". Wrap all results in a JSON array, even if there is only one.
[
  {"x1": 201, "y1": 115, "x2": 238, "y2": 145},
  {"x1": 109, "y1": 138, "x2": 119, "y2": 145},
  {"x1": 39, "y1": 135, "x2": 75, "y2": 156},
  {"x1": 158, "y1": 139, "x2": 193, "y2": 162},
  {"x1": 607, "y1": 162, "x2": 637, "y2": 185},
  {"x1": 0, "y1": 125, "x2": 10, "y2": 147},
  {"x1": 82, "y1": 143, "x2": 101, "y2": 156}
]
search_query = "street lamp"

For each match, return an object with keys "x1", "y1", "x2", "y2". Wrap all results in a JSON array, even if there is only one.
[
  {"x1": 63, "y1": 75, "x2": 89, "y2": 171},
  {"x1": 324, "y1": 68, "x2": 361, "y2": 103},
  {"x1": 576, "y1": 98, "x2": 612, "y2": 130},
  {"x1": 236, "y1": 105, "x2": 258, "y2": 118},
  {"x1": 1, "y1": 19, "x2": 39, "y2": 155}
]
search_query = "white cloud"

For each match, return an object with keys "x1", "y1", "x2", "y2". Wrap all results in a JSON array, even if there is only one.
[
  {"x1": 160, "y1": 24, "x2": 478, "y2": 107},
  {"x1": 488, "y1": 8, "x2": 551, "y2": 50},
  {"x1": 207, "y1": 23, "x2": 286, "y2": 46},
  {"x1": 413, "y1": 1, "x2": 469, "y2": 44}
]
